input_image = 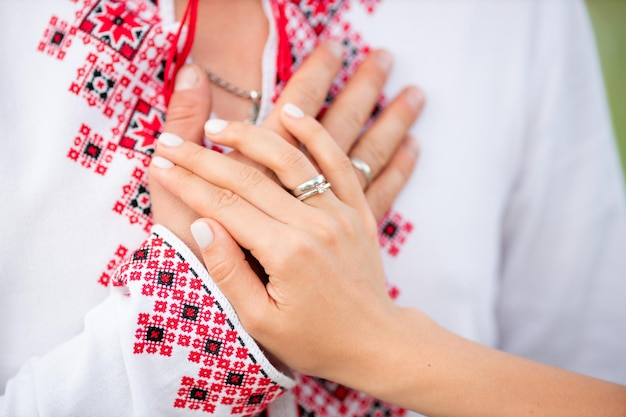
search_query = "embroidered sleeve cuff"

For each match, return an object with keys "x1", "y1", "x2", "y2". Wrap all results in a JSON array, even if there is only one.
[{"x1": 112, "y1": 224, "x2": 295, "y2": 416}]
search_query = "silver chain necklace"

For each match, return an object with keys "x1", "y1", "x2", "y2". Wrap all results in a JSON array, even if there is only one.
[{"x1": 205, "y1": 69, "x2": 262, "y2": 124}]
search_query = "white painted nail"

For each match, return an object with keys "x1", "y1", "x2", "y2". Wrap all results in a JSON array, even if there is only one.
[
  {"x1": 151, "y1": 156, "x2": 174, "y2": 168},
  {"x1": 283, "y1": 102, "x2": 304, "y2": 118},
  {"x1": 158, "y1": 132, "x2": 184, "y2": 147},
  {"x1": 190, "y1": 221, "x2": 214, "y2": 250},
  {"x1": 205, "y1": 119, "x2": 228, "y2": 135}
]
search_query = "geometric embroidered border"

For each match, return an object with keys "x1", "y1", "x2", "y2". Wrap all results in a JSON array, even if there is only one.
[
  {"x1": 273, "y1": 0, "x2": 386, "y2": 121},
  {"x1": 98, "y1": 244, "x2": 130, "y2": 287},
  {"x1": 294, "y1": 374, "x2": 406, "y2": 417},
  {"x1": 113, "y1": 232, "x2": 289, "y2": 415}
]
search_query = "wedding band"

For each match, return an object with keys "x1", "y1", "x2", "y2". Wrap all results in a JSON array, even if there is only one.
[
  {"x1": 292, "y1": 174, "x2": 327, "y2": 197},
  {"x1": 296, "y1": 181, "x2": 332, "y2": 201},
  {"x1": 350, "y1": 157, "x2": 373, "y2": 186}
]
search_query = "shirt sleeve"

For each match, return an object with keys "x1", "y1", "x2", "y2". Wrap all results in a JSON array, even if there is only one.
[
  {"x1": 497, "y1": 0, "x2": 626, "y2": 384},
  {"x1": 1, "y1": 225, "x2": 295, "y2": 417}
]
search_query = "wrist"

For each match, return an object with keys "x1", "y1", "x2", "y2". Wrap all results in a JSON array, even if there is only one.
[{"x1": 325, "y1": 304, "x2": 435, "y2": 403}]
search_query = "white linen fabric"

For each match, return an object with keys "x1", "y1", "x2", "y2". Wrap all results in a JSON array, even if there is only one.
[{"x1": 1, "y1": 0, "x2": 625, "y2": 416}]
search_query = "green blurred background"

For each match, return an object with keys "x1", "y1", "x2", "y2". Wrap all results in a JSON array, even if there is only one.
[{"x1": 586, "y1": 0, "x2": 626, "y2": 180}]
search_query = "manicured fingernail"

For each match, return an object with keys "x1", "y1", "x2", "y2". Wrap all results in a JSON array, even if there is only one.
[
  {"x1": 191, "y1": 221, "x2": 214, "y2": 250},
  {"x1": 152, "y1": 156, "x2": 174, "y2": 168},
  {"x1": 283, "y1": 102, "x2": 304, "y2": 118},
  {"x1": 158, "y1": 132, "x2": 184, "y2": 147},
  {"x1": 375, "y1": 50, "x2": 393, "y2": 72},
  {"x1": 324, "y1": 40, "x2": 343, "y2": 59},
  {"x1": 205, "y1": 119, "x2": 228, "y2": 135},
  {"x1": 404, "y1": 87, "x2": 424, "y2": 110},
  {"x1": 174, "y1": 65, "x2": 200, "y2": 91}
]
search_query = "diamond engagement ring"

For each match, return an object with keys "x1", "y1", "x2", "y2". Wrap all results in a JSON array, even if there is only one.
[
  {"x1": 292, "y1": 174, "x2": 332, "y2": 201},
  {"x1": 292, "y1": 174, "x2": 327, "y2": 197},
  {"x1": 296, "y1": 181, "x2": 332, "y2": 201}
]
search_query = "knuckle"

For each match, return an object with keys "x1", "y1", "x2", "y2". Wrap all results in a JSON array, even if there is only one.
[
  {"x1": 165, "y1": 101, "x2": 206, "y2": 132},
  {"x1": 338, "y1": 107, "x2": 367, "y2": 138},
  {"x1": 236, "y1": 167, "x2": 265, "y2": 191},
  {"x1": 211, "y1": 188, "x2": 240, "y2": 211},
  {"x1": 207, "y1": 253, "x2": 240, "y2": 286},
  {"x1": 278, "y1": 147, "x2": 309, "y2": 173},
  {"x1": 272, "y1": 233, "x2": 316, "y2": 267},
  {"x1": 309, "y1": 214, "x2": 346, "y2": 248},
  {"x1": 176, "y1": 171, "x2": 201, "y2": 201},
  {"x1": 288, "y1": 82, "x2": 323, "y2": 112},
  {"x1": 245, "y1": 306, "x2": 268, "y2": 335}
]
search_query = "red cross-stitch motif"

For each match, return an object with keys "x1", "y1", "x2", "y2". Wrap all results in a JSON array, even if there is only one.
[
  {"x1": 39, "y1": 0, "x2": 173, "y2": 241},
  {"x1": 69, "y1": 51, "x2": 124, "y2": 117},
  {"x1": 38, "y1": 15, "x2": 77, "y2": 60},
  {"x1": 67, "y1": 123, "x2": 118, "y2": 175},
  {"x1": 270, "y1": 3, "x2": 407, "y2": 415},
  {"x1": 378, "y1": 210, "x2": 414, "y2": 257},
  {"x1": 78, "y1": 0, "x2": 153, "y2": 60},
  {"x1": 116, "y1": 98, "x2": 165, "y2": 155},
  {"x1": 113, "y1": 162, "x2": 153, "y2": 233},
  {"x1": 98, "y1": 244, "x2": 130, "y2": 287},
  {"x1": 271, "y1": 0, "x2": 385, "y2": 120},
  {"x1": 40, "y1": 1, "x2": 409, "y2": 414},
  {"x1": 113, "y1": 232, "x2": 289, "y2": 415},
  {"x1": 294, "y1": 375, "x2": 406, "y2": 417}
]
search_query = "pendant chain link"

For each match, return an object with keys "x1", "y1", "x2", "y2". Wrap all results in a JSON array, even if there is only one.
[{"x1": 204, "y1": 69, "x2": 262, "y2": 124}]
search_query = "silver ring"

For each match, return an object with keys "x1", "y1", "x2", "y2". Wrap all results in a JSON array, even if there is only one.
[
  {"x1": 292, "y1": 174, "x2": 327, "y2": 197},
  {"x1": 350, "y1": 157, "x2": 372, "y2": 186},
  {"x1": 296, "y1": 181, "x2": 332, "y2": 201}
]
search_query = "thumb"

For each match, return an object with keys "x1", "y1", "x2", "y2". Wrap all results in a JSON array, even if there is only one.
[
  {"x1": 162, "y1": 64, "x2": 212, "y2": 145},
  {"x1": 189, "y1": 219, "x2": 270, "y2": 327}
]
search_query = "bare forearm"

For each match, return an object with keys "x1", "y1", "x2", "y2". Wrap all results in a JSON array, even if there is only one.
[{"x1": 351, "y1": 308, "x2": 626, "y2": 417}]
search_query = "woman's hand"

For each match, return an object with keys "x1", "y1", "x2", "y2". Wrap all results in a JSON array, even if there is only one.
[
  {"x1": 150, "y1": 42, "x2": 423, "y2": 259},
  {"x1": 151, "y1": 105, "x2": 626, "y2": 417},
  {"x1": 150, "y1": 103, "x2": 400, "y2": 382}
]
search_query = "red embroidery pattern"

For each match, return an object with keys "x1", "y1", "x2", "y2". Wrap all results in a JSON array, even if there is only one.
[
  {"x1": 272, "y1": 3, "x2": 407, "y2": 416},
  {"x1": 272, "y1": 0, "x2": 385, "y2": 120},
  {"x1": 378, "y1": 210, "x2": 414, "y2": 257},
  {"x1": 67, "y1": 123, "x2": 118, "y2": 175},
  {"x1": 98, "y1": 244, "x2": 130, "y2": 287},
  {"x1": 357, "y1": 0, "x2": 381, "y2": 14},
  {"x1": 38, "y1": 0, "x2": 171, "y2": 272},
  {"x1": 117, "y1": 98, "x2": 165, "y2": 155},
  {"x1": 113, "y1": 162, "x2": 154, "y2": 233},
  {"x1": 387, "y1": 283, "x2": 401, "y2": 301},
  {"x1": 78, "y1": 0, "x2": 153, "y2": 60},
  {"x1": 294, "y1": 375, "x2": 406, "y2": 417},
  {"x1": 114, "y1": 232, "x2": 289, "y2": 415},
  {"x1": 38, "y1": 15, "x2": 77, "y2": 60},
  {"x1": 40, "y1": 1, "x2": 410, "y2": 414}
]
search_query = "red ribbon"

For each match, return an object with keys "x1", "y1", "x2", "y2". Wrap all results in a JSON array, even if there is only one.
[
  {"x1": 271, "y1": 0, "x2": 293, "y2": 85},
  {"x1": 163, "y1": 0, "x2": 199, "y2": 106}
]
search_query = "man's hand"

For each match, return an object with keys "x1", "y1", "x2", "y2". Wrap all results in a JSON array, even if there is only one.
[{"x1": 150, "y1": 41, "x2": 424, "y2": 258}]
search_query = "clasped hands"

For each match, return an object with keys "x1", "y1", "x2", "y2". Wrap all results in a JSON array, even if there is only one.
[{"x1": 149, "y1": 41, "x2": 423, "y2": 386}]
